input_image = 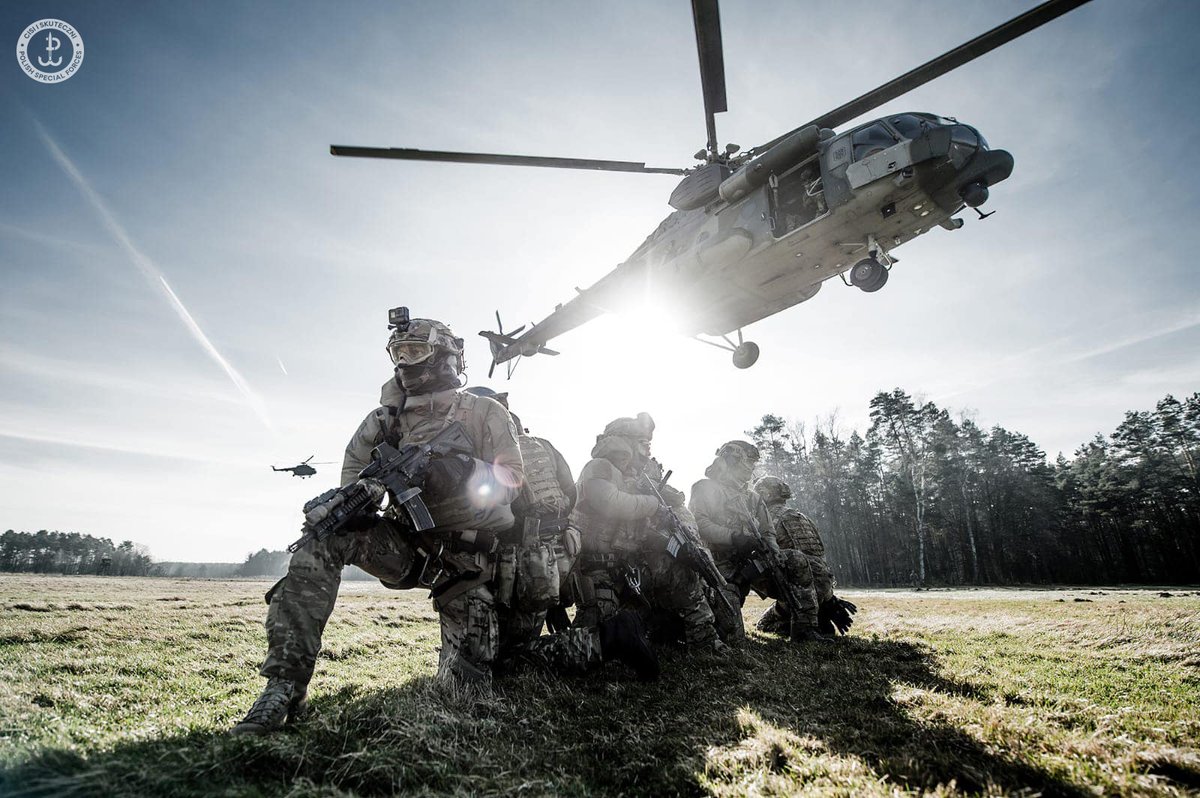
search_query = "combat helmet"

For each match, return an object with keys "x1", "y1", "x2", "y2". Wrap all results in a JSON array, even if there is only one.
[
  {"x1": 754, "y1": 476, "x2": 793, "y2": 504},
  {"x1": 385, "y1": 307, "x2": 466, "y2": 374},
  {"x1": 716, "y1": 440, "x2": 760, "y2": 464},
  {"x1": 602, "y1": 412, "x2": 655, "y2": 441}
]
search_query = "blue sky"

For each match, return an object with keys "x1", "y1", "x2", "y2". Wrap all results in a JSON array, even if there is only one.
[{"x1": 2, "y1": 1, "x2": 1198, "y2": 562}]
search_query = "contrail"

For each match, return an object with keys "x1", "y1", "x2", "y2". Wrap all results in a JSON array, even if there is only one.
[
  {"x1": 34, "y1": 119, "x2": 273, "y2": 431},
  {"x1": 277, "y1": 357, "x2": 288, "y2": 376}
]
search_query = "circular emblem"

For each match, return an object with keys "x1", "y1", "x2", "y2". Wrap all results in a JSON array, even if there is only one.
[{"x1": 16, "y1": 19, "x2": 84, "y2": 83}]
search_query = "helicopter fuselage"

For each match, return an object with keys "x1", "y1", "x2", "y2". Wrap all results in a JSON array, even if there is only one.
[{"x1": 526, "y1": 112, "x2": 1012, "y2": 346}]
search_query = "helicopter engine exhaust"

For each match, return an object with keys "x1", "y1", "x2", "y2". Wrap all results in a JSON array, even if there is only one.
[{"x1": 718, "y1": 125, "x2": 822, "y2": 203}]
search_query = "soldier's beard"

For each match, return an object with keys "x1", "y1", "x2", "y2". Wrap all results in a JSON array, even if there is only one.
[{"x1": 395, "y1": 359, "x2": 462, "y2": 395}]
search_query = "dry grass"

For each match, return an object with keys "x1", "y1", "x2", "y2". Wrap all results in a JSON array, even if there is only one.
[{"x1": 0, "y1": 575, "x2": 1197, "y2": 797}]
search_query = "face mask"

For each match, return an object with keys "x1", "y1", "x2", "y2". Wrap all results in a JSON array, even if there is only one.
[{"x1": 395, "y1": 357, "x2": 461, "y2": 395}]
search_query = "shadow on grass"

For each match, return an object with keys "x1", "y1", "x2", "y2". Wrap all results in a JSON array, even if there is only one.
[{"x1": 1, "y1": 636, "x2": 1107, "y2": 797}]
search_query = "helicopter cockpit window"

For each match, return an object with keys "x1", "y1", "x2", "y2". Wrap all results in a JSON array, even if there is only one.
[
  {"x1": 887, "y1": 114, "x2": 929, "y2": 140},
  {"x1": 851, "y1": 123, "x2": 897, "y2": 161}
]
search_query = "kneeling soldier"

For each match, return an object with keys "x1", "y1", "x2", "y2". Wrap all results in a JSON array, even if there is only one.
[
  {"x1": 232, "y1": 311, "x2": 655, "y2": 736},
  {"x1": 753, "y1": 477, "x2": 857, "y2": 637},
  {"x1": 689, "y1": 441, "x2": 828, "y2": 644}
]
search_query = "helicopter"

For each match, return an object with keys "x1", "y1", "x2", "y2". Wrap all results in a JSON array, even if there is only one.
[
  {"x1": 271, "y1": 456, "x2": 332, "y2": 478},
  {"x1": 332, "y1": 0, "x2": 1092, "y2": 372}
]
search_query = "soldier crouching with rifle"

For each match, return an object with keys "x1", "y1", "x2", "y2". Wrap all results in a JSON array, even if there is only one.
[
  {"x1": 570, "y1": 414, "x2": 731, "y2": 654},
  {"x1": 752, "y1": 477, "x2": 857, "y2": 637},
  {"x1": 232, "y1": 310, "x2": 656, "y2": 736},
  {"x1": 689, "y1": 441, "x2": 830, "y2": 644},
  {"x1": 461, "y1": 387, "x2": 582, "y2": 646}
]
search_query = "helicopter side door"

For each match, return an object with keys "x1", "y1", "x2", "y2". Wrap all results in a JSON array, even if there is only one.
[{"x1": 767, "y1": 155, "x2": 828, "y2": 238}]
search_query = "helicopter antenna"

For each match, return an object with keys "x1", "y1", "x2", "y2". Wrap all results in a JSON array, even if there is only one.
[{"x1": 691, "y1": 0, "x2": 727, "y2": 162}]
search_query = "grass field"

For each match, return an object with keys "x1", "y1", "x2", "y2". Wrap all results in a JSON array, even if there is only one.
[{"x1": 1, "y1": 575, "x2": 1198, "y2": 797}]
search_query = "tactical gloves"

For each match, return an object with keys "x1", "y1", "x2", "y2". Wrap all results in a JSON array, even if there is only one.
[
  {"x1": 730, "y1": 528, "x2": 758, "y2": 555},
  {"x1": 817, "y1": 595, "x2": 858, "y2": 635},
  {"x1": 659, "y1": 483, "x2": 687, "y2": 508},
  {"x1": 651, "y1": 504, "x2": 675, "y2": 529},
  {"x1": 424, "y1": 454, "x2": 476, "y2": 499}
]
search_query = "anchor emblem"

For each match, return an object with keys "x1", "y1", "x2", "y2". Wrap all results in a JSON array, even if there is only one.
[{"x1": 37, "y1": 31, "x2": 63, "y2": 68}]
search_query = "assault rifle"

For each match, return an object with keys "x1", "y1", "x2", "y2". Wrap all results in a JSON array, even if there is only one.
[
  {"x1": 288, "y1": 422, "x2": 474, "y2": 553},
  {"x1": 636, "y1": 472, "x2": 743, "y2": 639},
  {"x1": 728, "y1": 498, "x2": 809, "y2": 623}
]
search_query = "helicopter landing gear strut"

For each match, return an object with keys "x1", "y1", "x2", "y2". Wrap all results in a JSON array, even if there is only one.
[{"x1": 698, "y1": 329, "x2": 760, "y2": 369}]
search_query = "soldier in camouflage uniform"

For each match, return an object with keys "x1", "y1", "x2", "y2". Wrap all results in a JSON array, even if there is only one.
[
  {"x1": 570, "y1": 414, "x2": 725, "y2": 653},
  {"x1": 232, "y1": 312, "x2": 655, "y2": 736},
  {"x1": 463, "y1": 387, "x2": 581, "y2": 643},
  {"x1": 753, "y1": 477, "x2": 857, "y2": 637},
  {"x1": 689, "y1": 441, "x2": 828, "y2": 643}
]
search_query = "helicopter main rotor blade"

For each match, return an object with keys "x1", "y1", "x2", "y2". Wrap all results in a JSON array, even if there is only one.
[
  {"x1": 330, "y1": 146, "x2": 686, "y2": 175},
  {"x1": 750, "y1": 0, "x2": 1093, "y2": 155},
  {"x1": 691, "y1": 0, "x2": 727, "y2": 158}
]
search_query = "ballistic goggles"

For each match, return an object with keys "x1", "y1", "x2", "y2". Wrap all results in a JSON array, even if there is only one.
[{"x1": 387, "y1": 339, "x2": 437, "y2": 366}]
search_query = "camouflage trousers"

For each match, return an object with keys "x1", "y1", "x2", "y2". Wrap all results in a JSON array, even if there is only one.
[
  {"x1": 260, "y1": 521, "x2": 601, "y2": 686},
  {"x1": 436, "y1": 581, "x2": 601, "y2": 684},
  {"x1": 757, "y1": 551, "x2": 834, "y2": 634},
  {"x1": 719, "y1": 548, "x2": 819, "y2": 633},
  {"x1": 572, "y1": 553, "x2": 720, "y2": 648}
]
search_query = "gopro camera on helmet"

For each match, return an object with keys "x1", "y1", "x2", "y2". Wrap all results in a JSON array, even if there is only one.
[{"x1": 388, "y1": 307, "x2": 410, "y2": 331}]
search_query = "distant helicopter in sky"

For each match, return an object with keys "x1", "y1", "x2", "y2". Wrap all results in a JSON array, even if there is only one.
[
  {"x1": 332, "y1": 0, "x2": 1092, "y2": 372},
  {"x1": 271, "y1": 456, "x2": 333, "y2": 478}
]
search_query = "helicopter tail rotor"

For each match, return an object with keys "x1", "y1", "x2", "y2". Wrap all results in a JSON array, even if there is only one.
[
  {"x1": 480, "y1": 312, "x2": 525, "y2": 379},
  {"x1": 479, "y1": 311, "x2": 559, "y2": 379}
]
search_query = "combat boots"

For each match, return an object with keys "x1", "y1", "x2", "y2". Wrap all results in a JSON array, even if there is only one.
[
  {"x1": 790, "y1": 620, "x2": 833, "y2": 644},
  {"x1": 230, "y1": 676, "x2": 308, "y2": 736},
  {"x1": 598, "y1": 610, "x2": 660, "y2": 681}
]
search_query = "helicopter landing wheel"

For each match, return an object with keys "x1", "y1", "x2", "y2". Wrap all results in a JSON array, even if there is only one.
[
  {"x1": 732, "y1": 341, "x2": 760, "y2": 369},
  {"x1": 850, "y1": 257, "x2": 889, "y2": 292}
]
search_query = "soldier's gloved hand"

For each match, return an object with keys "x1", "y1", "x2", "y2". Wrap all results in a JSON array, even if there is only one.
[
  {"x1": 423, "y1": 454, "x2": 475, "y2": 499},
  {"x1": 303, "y1": 479, "x2": 384, "y2": 530},
  {"x1": 650, "y1": 504, "x2": 675, "y2": 529},
  {"x1": 818, "y1": 595, "x2": 857, "y2": 635},
  {"x1": 660, "y1": 483, "x2": 686, "y2": 508},
  {"x1": 730, "y1": 529, "x2": 758, "y2": 555}
]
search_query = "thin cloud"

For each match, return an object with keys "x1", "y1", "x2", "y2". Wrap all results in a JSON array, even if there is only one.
[
  {"x1": 0, "y1": 426, "x2": 247, "y2": 466},
  {"x1": 31, "y1": 118, "x2": 274, "y2": 432},
  {"x1": 1064, "y1": 309, "x2": 1200, "y2": 364}
]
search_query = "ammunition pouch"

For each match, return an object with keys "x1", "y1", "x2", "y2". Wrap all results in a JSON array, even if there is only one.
[
  {"x1": 571, "y1": 571, "x2": 597, "y2": 606},
  {"x1": 446, "y1": 529, "x2": 497, "y2": 555},
  {"x1": 516, "y1": 542, "x2": 560, "y2": 611},
  {"x1": 496, "y1": 545, "x2": 518, "y2": 607}
]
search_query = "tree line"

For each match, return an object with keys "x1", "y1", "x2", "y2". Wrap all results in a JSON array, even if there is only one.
[
  {"x1": 0, "y1": 530, "x2": 154, "y2": 576},
  {"x1": 748, "y1": 389, "x2": 1200, "y2": 586}
]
